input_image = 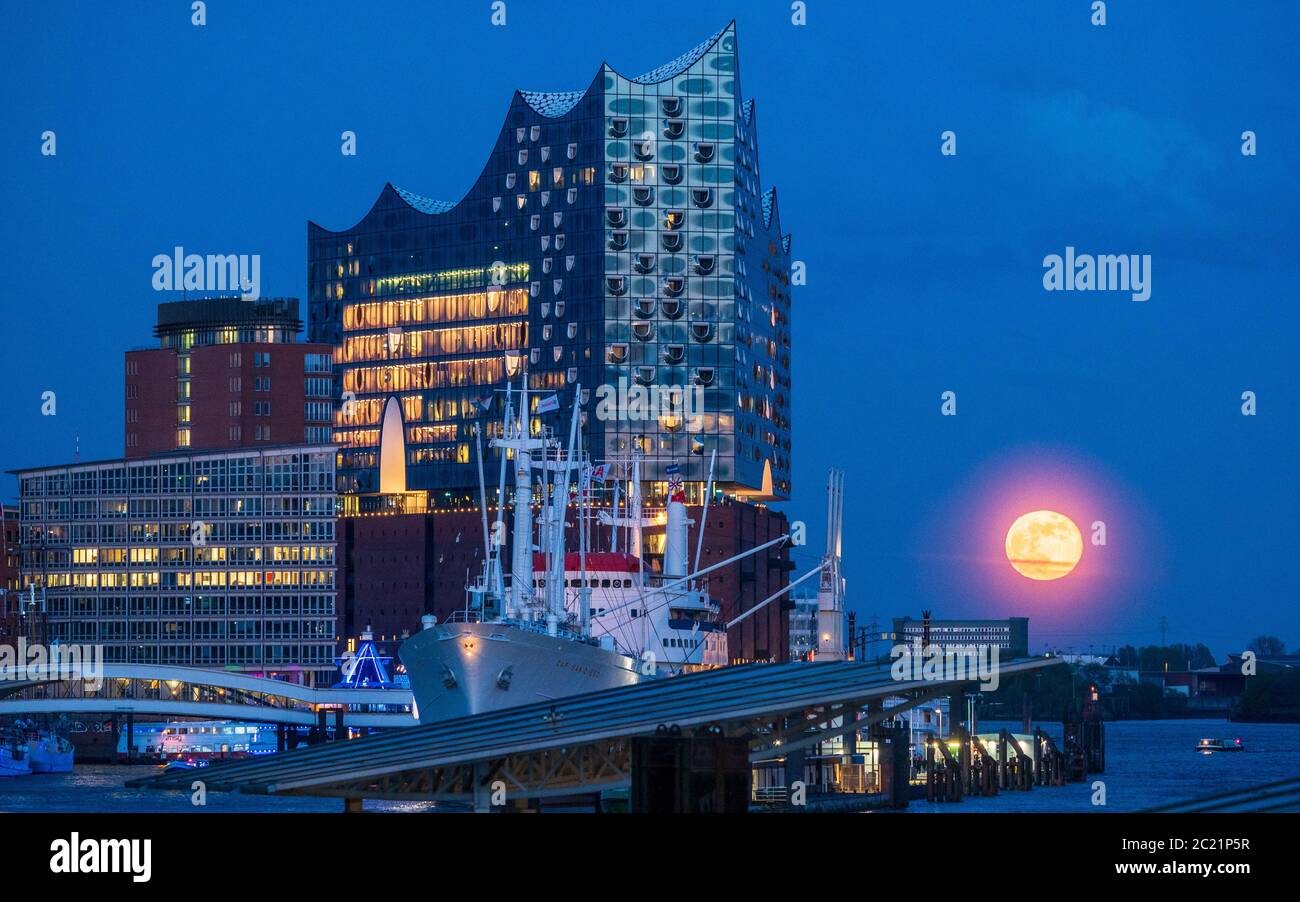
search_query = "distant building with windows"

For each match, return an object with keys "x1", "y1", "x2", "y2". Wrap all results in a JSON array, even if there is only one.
[
  {"x1": 125, "y1": 297, "x2": 335, "y2": 457},
  {"x1": 11, "y1": 445, "x2": 338, "y2": 686},
  {"x1": 788, "y1": 592, "x2": 818, "y2": 661},
  {"x1": 0, "y1": 503, "x2": 18, "y2": 594},
  {"x1": 308, "y1": 22, "x2": 792, "y2": 503},
  {"x1": 891, "y1": 616, "x2": 1030, "y2": 659},
  {"x1": 1, "y1": 503, "x2": 22, "y2": 644}
]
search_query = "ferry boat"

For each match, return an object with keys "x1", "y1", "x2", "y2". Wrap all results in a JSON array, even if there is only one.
[
  {"x1": 401, "y1": 378, "x2": 821, "y2": 722},
  {"x1": 1196, "y1": 737, "x2": 1244, "y2": 753},
  {"x1": 119, "y1": 721, "x2": 280, "y2": 761}
]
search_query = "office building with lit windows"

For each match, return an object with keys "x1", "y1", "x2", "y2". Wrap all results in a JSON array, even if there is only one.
[
  {"x1": 309, "y1": 21, "x2": 793, "y2": 503},
  {"x1": 125, "y1": 297, "x2": 335, "y2": 457},
  {"x1": 0, "y1": 504, "x2": 22, "y2": 645},
  {"x1": 891, "y1": 617, "x2": 1031, "y2": 660},
  {"x1": 11, "y1": 445, "x2": 338, "y2": 686}
]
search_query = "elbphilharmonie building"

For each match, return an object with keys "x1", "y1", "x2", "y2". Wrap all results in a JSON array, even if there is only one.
[{"x1": 308, "y1": 22, "x2": 793, "y2": 504}]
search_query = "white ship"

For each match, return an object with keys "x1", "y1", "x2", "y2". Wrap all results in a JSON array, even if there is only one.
[
  {"x1": 28, "y1": 733, "x2": 74, "y2": 773},
  {"x1": 400, "y1": 377, "x2": 814, "y2": 722},
  {"x1": 2, "y1": 722, "x2": 74, "y2": 775}
]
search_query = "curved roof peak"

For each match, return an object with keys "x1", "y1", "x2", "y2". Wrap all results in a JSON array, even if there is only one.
[
  {"x1": 393, "y1": 185, "x2": 456, "y2": 215},
  {"x1": 632, "y1": 22, "x2": 732, "y2": 84},
  {"x1": 519, "y1": 21, "x2": 733, "y2": 118},
  {"x1": 518, "y1": 89, "x2": 586, "y2": 119},
  {"x1": 761, "y1": 187, "x2": 779, "y2": 230}
]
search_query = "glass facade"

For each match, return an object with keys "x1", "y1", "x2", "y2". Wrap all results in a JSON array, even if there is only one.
[
  {"x1": 309, "y1": 23, "x2": 791, "y2": 500},
  {"x1": 15, "y1": 446, "x2": 338, "y2": 684}
]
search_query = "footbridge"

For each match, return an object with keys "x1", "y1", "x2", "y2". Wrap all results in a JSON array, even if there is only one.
[
  {"x1": 0, "y1": 663, "x2": 415, "y2": 729},
  {"x1": 128, "y1": 657, "x2": 1064, "y2": 807}
]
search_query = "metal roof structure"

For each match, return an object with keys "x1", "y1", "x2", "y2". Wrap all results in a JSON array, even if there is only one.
[
  {"x1": 128, "y1": 657, "x2": 1062, "y2": 807},
  {"x1": 1146, "y1": 774, "x2": 1300, "y2": 813}
]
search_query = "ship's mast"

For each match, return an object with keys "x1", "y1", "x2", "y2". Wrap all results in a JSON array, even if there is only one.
[
  {"x1": 630, "y1": 449, "x2": 644, "y2": 583},
  {"x1": 489, "y1": 374, "x2": 545, "y2": 620},
  {"x1": 492, "y1": 384, "x2": 512, "y2": 604},
  {"x1": 537, "y1": 428, "x2": 552, "y2": 624},
  {"x1": 542, "y1": 388, "x2": 582, "y2": 627},
  {"x1": 692, "y1": 448, "x2": 717, "y2": 575},
  {"x1": 578, "y1": 455, "x2": 590, "y2": 637},
  {"x1": 596, "y1": 452, "x2": 657, "y2": 570},
  {"x1": 610, "y1": 480, "x2": 621, "y2": 552},
  {"x1": 475, "y1": 423, "x2": 490, "y2": 581}
]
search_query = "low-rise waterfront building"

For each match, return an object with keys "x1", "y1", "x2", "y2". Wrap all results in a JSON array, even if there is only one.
[
  {"x1": 891, "y1": 615, "x2": 1030, "y2": 659},
  {"x1": 11, "y1": 444, "x2": 338, "y2": 685},
  {"x1": 788, "y1": 592, "x2": 817, "y2": 661}
]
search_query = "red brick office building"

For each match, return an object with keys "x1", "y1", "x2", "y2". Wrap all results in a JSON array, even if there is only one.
[{"x1": 124, "y1": 298, "x2": 334, "y2": 457}]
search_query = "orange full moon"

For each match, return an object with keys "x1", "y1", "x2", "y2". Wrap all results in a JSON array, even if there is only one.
[{"x1": 1005, "y1": 510, "x2": 1083, "y2": 581}]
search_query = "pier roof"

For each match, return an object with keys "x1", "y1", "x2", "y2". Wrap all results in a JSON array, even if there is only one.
[{"x1": 128, "y1": 657, "x2": 1063, "y2": 803}]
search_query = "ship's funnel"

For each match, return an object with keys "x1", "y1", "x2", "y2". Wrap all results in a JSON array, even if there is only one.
[{"x1": 664, "y1": 499, "x2": 690, "y2": 578}]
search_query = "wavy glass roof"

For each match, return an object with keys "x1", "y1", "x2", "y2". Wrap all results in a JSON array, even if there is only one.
[
  {"x1": 330, "y1": 24, "x2": 744, "y2": 225},
  {"x1": 393, "y1": 186, "x2": 456, "y2": 215},
  {"x1": 519, "y1": 23, "x2": 732, "y2": 119},
  {"x1": 761, "y1": 188, "x2": 777, "y2": 229},
  {"x1": 518, "y1": 89, "x2": 586, "y2": 118},
  {"x1": 631, "y1": 25, "x2": 729, "y2": 84}
]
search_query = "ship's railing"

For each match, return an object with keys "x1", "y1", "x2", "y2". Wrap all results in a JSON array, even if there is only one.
[
  {"x1": 438, "y1": 609, "x2": 604, "y2": 646},
  {"x1": 445, "y1": 610, "x2": 483, "y2": 624},
  {"x1": 752, "y1": 786, "x2": 789, "y2": 805},
  {"x1": 502, "y1": 615, "x2": 598, "y2": 646}
]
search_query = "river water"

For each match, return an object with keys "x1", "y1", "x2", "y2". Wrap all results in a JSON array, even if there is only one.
[
  {"x1": 910, "y1": 719, "x2": 1300, "y2": 813},
  {"x1": 1, "y1": 719, "x2": 1295, "y2": 813}
]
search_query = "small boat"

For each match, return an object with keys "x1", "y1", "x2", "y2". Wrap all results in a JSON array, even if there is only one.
[
  {"x1": 161, "y1": 758, "x2": 209, "y2": 774},
  {"x1": 27, "y1": 733, "x2": 75, "y2": 773},
  {"x1": 0, "y1": 743, "x2": 32, "y2": 778},
  {"x1": 1196, "y1": 738, "x2": 1244, "y2": 753}
]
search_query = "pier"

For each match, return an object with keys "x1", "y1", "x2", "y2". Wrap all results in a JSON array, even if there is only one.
[{"x1": 128, "y1": 657, "x2": 1067, "y2": 811}]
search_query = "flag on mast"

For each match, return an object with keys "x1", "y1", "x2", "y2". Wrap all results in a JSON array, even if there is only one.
[
  {"x1": 536, "y1": 393, "x2": 560, "y2": 414},
  {"x1": 666, "y1": 463, "x2": 684, "y2": 502}
]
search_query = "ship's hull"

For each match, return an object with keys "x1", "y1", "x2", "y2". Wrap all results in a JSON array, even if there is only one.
[
  {"x1": 28, "y1": 737, "x2": 75, "y2": 773},
  {"x1": 400, "y1": 622, "x2": 642, "y2": 722},
  {"x1": 0, "y1": 746, "x2": 31, "y2": 777}
]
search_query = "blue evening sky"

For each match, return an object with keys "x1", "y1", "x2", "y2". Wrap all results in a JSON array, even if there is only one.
[{"x1": 2, "y1": 1, "x2": 1296, "y2": 655}]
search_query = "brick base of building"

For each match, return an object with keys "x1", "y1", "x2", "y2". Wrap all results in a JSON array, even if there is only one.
[{"x1": 339, "y1": 498, "x2": 793, "y2": 663}]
